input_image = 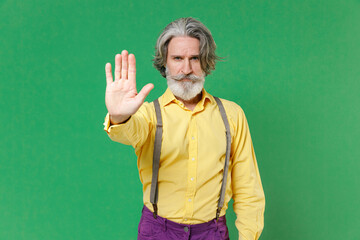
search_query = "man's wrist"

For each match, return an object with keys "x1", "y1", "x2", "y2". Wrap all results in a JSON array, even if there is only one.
[{"x1": 109, "y1": 115, "x2": 131, "y2": 125}]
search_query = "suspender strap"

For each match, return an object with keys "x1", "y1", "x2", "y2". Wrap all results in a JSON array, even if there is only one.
[
  {"x1": 150, "y1": 98, "x2": 163, "y2": 219},
  {"x1": 214, "y1": 97, "x2": 232, "y2": 221}
]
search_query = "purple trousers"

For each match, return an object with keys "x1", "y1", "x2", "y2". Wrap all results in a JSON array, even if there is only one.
[{"x1": 138, "y1": 206, "x2": 230, "y2": 240}]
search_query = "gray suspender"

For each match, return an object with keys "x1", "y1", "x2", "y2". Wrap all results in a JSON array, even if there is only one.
[
  {"x1": 150, "y1": 97, "x2": 231, "y2": 221},
  {"x1": 150, "y1": 99, "x2": 163, "y2": 219},
  {"x1": 213, "y1": 96, "x2": 232, "y2": 221}
]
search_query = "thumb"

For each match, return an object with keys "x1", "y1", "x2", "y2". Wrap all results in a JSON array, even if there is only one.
[{"x1": 136, "y1": 83, "x2": 154, "y2": 103}]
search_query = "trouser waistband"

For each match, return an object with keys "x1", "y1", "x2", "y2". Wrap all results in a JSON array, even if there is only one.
[{"x1": 141, "y1": 205, "x2": 226, "y2": 232}]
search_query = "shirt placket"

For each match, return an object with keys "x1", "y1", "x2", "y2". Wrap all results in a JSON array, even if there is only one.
[{"x1": 183, "y1": 114, "x2": 198, "y2": 222}]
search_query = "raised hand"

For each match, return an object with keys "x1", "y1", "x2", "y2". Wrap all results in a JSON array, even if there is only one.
[{"x1": 105, "y1": 50, "x2": 154, "y2": 124}]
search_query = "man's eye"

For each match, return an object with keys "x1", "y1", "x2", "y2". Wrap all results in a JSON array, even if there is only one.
[
  {"x1": 174, "y1": 57, "x2": 182, "y2": 60},
  {"x1": 192, "y1": 57, "x2": 199, "y2": 60}
]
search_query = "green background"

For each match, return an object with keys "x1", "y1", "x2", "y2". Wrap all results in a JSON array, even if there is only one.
[{"x1": 1, "y1": 0, "x2": 359, "y2": 239}]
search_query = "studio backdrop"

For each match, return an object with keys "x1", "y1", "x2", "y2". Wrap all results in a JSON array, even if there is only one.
[{"x1": 1, "y1": 0, "x2": 359, "y2": 239}]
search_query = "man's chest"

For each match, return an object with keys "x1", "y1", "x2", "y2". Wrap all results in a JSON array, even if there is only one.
[{"x1": 159, "y1": 108, "x2": 228, "y2": 173}]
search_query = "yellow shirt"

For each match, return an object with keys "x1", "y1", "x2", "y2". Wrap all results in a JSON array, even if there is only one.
[{"x1": 103, "y1": 88, "x2": 265, "y2": 240}]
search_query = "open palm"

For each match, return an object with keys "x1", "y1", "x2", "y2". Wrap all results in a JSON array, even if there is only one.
[{"x1": 105, "y1": 50, "x2": 154, "y2": 124}]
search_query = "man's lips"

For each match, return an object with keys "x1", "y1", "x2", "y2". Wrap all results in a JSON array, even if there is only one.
[
  {"x1": 174, "y1": 77, "x2": 193, "y2": 82},
  {"x1": 181, "y1": 78, "x2": 192, "y2": 82}
]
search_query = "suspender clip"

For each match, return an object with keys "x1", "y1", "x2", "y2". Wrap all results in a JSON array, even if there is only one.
[
  {"x1": 216, "y1": 207, "x2": 221, "y2": 222},
  {"x1": 152, "y1": 203, "x2": 158, "y2": 219}
]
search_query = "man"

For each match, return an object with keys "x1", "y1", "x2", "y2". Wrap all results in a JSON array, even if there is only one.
[{"x1": 103, "y1": 17, "x2": 265, "y2": 240}]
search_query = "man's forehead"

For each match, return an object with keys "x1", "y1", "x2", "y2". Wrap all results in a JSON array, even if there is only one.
[{"x1": 168, "y1": 36, "x2": 200, "y2": 55}]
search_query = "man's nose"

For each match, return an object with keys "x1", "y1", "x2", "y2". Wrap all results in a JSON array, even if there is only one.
[{"x1": 181, "y1": 59, "x2": 192, "y2": 75}]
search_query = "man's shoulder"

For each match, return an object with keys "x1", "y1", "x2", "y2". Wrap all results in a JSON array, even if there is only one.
[
  {"x1": 214, "y1": 96, "x2": 245, "y2": 116},
  {"x1": 210, "y1": 96, "x2": 249, "y2": 135}
]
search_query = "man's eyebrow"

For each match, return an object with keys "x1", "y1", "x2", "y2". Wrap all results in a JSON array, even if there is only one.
[{"x1": 169, "y1": 55, "x2": 199, "y2": 57}]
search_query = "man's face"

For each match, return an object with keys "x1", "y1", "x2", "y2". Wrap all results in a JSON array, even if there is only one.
[
  {"x1": 165, "y1": 37, "x2": 205, "y2": 100},
  {"x1": 166, "y1": 36, "x2": 203, "y2": 77}
]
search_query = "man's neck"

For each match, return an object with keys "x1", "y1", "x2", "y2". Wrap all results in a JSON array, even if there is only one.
[{"x1": 175, "y1": 92, "x2": 203, "y2": 111}]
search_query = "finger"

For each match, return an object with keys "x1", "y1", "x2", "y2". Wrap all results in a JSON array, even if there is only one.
[
  {"x1": 105, "y1": 63, "x2": 113, "y2": 85},
  {"x1": 121, "y1": 50, "x2": 128, "y2": 80},
  {"x1": 135, "y1": 83, "x2": 154, "y2": 103},
  {"x1": 114, "y1": 54, "x2": 122, "y2": 81},
  {"x1": 128, "y1": 53, "x2": 136, "y2": 86}
]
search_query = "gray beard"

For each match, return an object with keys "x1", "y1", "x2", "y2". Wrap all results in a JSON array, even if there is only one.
[{"x1": 165, "y1": 68, "x2": 205, "y2": 101}]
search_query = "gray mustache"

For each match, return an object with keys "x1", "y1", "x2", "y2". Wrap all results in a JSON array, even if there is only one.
[{"x1": 171, "y1": 74, "x2": 202, "y2": 82}]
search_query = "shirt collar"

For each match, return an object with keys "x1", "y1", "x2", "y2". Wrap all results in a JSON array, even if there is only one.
[{"x1": 161, "y1": 88, "x2": 213, "y2": 108}]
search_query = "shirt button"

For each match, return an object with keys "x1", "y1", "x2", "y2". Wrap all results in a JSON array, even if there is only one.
[
  {"x1": 190, "y1": 177, "x2": 194, "y2": 181},
  {"x1": 184, "y1": 218, "x2": 188, "y2": 221},
  {"x1": 188, "y1": 198, "x2": 192, "y2": 202},
  {"x1": 191, "y1": 136, "x2": 195, "y2": 140},
  {"x1": 192, "y1": 158, "x2": 195, "y2": 161},
  {"x1": 184, "y1": 226, "x2": 189, "y2": 232}
]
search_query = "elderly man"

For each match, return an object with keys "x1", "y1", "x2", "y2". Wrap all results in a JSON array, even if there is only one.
[{"x1": 103, "y1": 17, "x2": 265, "y2": 240}]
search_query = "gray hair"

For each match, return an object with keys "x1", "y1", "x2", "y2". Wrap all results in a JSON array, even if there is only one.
[{"x1": 153, "y1": 17, "x2": 220, "y2": 78}]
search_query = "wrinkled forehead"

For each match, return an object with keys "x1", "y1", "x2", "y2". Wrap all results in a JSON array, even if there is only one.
[{"x1": 167, "y1": 36, "x2": 200, "y2": 56}]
